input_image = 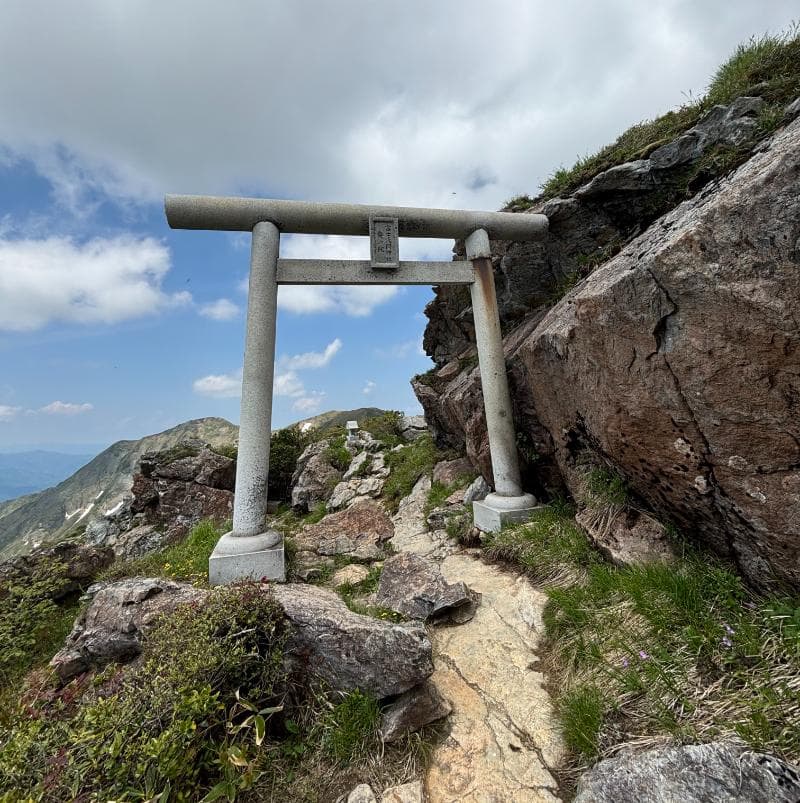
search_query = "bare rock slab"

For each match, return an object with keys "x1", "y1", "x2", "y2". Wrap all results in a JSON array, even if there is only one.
[
  {"x1": 270, "y1": 583, "x2": 433, "y2": 698},
  {"x1": 575, "y1": 507, "x2": 675, "y2": 567},
  {"x1": 297, "y1": 499, "x2": 394, "y2": 561},
  {"x1": 381, "y1": 680, "x2": 452, "y2": 743},
  {"x1": 50, "y1": 577, "x2": 207, "y2": 683},
  {"x1": 376, "y1": 552, "x2": 480, "y2": 623},
  {"x1": 381, "y1": 780, "x2": 425, "y2": 803},
  {"x1": 426, "y1": 554, "x2": 563, "y2": 802},
  {"x1": 573, "y1": 741, "x2": 800, "y2": 803}
]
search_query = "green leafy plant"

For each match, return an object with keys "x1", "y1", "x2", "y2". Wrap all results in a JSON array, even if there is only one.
[
  {"x1": 382, "y1": 435, "x2": 447, "y2": 512},
  {"x1": 0, "y1": 584, "x2": 287, "y2": 801},
  {"x1": 324, "y1": 434, "x2": 353, "y2": 473},
  {"x1": 360, "y1": 411, "x2": 405, "y2": 448}
]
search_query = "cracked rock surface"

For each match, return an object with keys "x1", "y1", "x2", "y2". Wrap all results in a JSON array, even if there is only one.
[
  {"x1": 526, "y1": 115, "x2": 800, "y2": 589},
  {"x1": 417, "y1": 112, "x2": 800, "y2": 591},
  {"x1": 391, "y1": 478, "x2": 564, "y2": 801}
]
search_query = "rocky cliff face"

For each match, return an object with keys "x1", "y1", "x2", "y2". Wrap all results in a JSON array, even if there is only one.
[
  {"x1": 85, "y1": 440, "x2": 235, "y2": 559},
  {"x1": 417, "y1": 100, "x2": 800, "y2": 591}
]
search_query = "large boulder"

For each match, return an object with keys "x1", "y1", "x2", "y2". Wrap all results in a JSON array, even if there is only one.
[
  {"x1": 131, "y1": 446, "x2": 234, "y2": 540},
  {"x1": 270, "y1": 583, "x2": 433, "y2": 698},
  {"x1": 526, "y1": 116, "x2": 800, "y2": 589},
  {"x1": 574, "y1": 741, "x2": 800, "y2": 803},
  {"x1": 0, "y1": 541, "x2": 114, "y2": 601},
  {"x1": 50, "y1": 577, "x2": 207, "y2": 682},
  {"x1": 376, "y1": 552, "x2": 480, "y2": 623},
  {"x1": 418, "y1": 114, "x2": 800, "y2": 591},
  {"x1": 295, "y1": 498, "x2": 394, "y2": 561},
  {"x1": 291, "y1": 440, "x2": 343, "y2": 512}
]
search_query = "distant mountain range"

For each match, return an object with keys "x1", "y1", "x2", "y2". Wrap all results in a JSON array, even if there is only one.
[
  {"x1": 0, "y1": 451, "x2": 94, "y2": 502},
  {"x1": 0, "y1": 418, "x2": 238, "y2": 560},
  {"x1": 0, "y1": 408, "x2": 392, "y2": 560}
]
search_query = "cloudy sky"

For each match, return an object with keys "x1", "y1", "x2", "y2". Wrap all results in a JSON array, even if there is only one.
[{"x1": 0, "y1": 0, "x2": 796, "y2": 451}]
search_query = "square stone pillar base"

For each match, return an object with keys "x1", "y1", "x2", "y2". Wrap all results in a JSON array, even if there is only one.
[
  {"x1": 209, "y1": 530, "x2": 285, "y2": 586},
  {"x1": 473, "y1": 492, "x2": 539, "y2": 533}
]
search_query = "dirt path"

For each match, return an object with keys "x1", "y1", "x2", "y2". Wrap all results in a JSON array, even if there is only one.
[{"x1": 390, "y1": 477, "x2": 564, "y2": 802}]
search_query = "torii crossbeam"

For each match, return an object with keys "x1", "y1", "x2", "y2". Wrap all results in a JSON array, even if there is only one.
[{"x1": 165, "y1": 194, "x2": 548, "y2": 584}]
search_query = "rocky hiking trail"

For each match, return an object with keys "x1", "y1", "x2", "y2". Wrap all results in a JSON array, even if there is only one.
[{"x1": 389, "y1": 475, "x2": 564, "y2": 802}]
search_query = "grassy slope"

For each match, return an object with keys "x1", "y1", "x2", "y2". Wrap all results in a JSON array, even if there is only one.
[
  {"x1": 507, "y1": 26, "x2": 800, "y2": 207},
  {"x1": 482, "y1": 497, "x2": 800, "y2": 793}
]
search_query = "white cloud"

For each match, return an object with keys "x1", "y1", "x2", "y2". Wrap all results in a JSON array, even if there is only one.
[
  {"x1": 199, "y1": 298, "x2": 239, "y2": 321},
  {"x1": 362, "y1": 380, "x2": 376, "y2": 395},
  {"x1": 0, "y1": 2, "x2": 793, "y2": 218},
  {"x1": 274, "y1": 370, "x2": 304, "y2": 398},
  {"x1": 280, "y1": 338, "x2": 342, "y2": 370},
  {"x1": 278, "y1": 285, "x2": 399, "y2": 317},
  {"x1": 292, "y1": 392, "x2": 326, "y2": 413},
  {"x1": 375, "y1": 338, "x2": 426, "y2": 360},
  {"x1": 275, "y1": 236, "x2": 403, "y2": 317},
  {"x1": 39, "y1": 401, "x2": 93, "y2": 415},
  {"x1": 193, "y1": 369, "x2": 242, "y2": 399},
  {"x1": 194, "y1": 337, "x2": 338, "y2": 401},
  {"x1": 0, "y1": 234, "x2": 188, "y2": 331},
  {"x1": 0, "y1": 405, "x2": 21, "y2": 421}
]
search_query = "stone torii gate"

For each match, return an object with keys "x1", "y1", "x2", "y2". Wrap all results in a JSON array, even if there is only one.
[{"x1": 165, "y1": 195, "x2": 548, "y2": 584}]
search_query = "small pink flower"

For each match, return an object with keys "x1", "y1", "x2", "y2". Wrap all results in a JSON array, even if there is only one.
[
  {"x1": 638, "y1": 650, "x2": 649, "y2": 660},
  {"x1": 621, "y1": 657, "x2": 629, "y2": 668}
]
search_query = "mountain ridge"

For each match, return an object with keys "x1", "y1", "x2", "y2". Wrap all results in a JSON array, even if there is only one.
[{"x1": 0, "y1": 417, "x2": 238, "y2": 559}]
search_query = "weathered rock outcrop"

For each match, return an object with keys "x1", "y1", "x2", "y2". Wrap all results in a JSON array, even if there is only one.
[
  {"x1": 291, "y1": 439, "x2": 343, "y2": 512},
  {"x1": 270, "y1": 583, "x2": 433, "y2": 698},
  {"x1": 51, "y1": 577, "x2": 207, "y2": 682},
  {"x1": 50, "y1": 577, "x2": 434, "y2": 701},
  {"x1": 573, "y1": 741, "x2": 800, "y2": 803},
  {"x1": 86, "y1": 440, "x2": 235, "y2": 558},
  {"x1": 0, "y1": 541, "x2": 113, "y2": 601},
  {"x1": 527, "y1": 116, "x2": 800, "y2": 588},
  {"x1": 417, "y1": 108, "x2": 800, "y2": 590}
]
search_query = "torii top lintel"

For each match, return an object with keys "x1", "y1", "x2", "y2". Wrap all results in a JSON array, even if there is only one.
[{"x1": 164, "y1": 194, "x2": 548, "y2": 241}]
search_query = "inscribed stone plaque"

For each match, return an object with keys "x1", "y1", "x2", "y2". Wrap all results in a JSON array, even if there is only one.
[{"x1": 369, "y1": 216, "x2": 399, "y2": 270}]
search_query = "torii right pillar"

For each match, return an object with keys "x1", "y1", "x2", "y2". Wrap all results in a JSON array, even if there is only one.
[{"x1": 466, "y1": 228, "x2": 538, "y2": 531}]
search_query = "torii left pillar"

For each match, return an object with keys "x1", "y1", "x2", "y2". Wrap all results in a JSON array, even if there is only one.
[{"x1": 208, "y1": 220, "x2": 285, "y2": 584}]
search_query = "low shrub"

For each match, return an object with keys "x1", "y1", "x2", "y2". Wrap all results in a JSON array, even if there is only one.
[
  {"x1": 0, "y1": 584, "x2": 287, "y2": 801},
  {"x1": 324, "y1": 435, "x2": 352, "y2": 473}
]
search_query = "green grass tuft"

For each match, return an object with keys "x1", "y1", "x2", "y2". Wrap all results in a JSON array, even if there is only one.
[
  {"x1": 322, "y1": 690, "x2": 381, "y2": 763},
  {"x1": 382, "y1": 435, "x2": 447, "y2": 512},
  {"x1": 324, "y1": 435, "x2": 352, "y2": 473},
  {"x1": 483, "y1": 503, "x2": 800, "y2": 774},
  {"x1": 98, "y1": 518, "x2": 223, "y2": 586},
  {"x1": 536, "y1": 25, "x2": 800, "y2": 201},
  {"x1": 560, "y1": 685, "x2": 605, "y2": 758},
  {"x1": 584, "y1": 467, "x2": 629, "y2": 507}
]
